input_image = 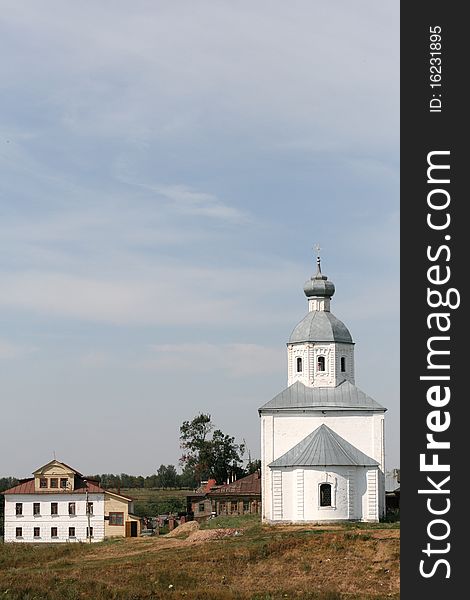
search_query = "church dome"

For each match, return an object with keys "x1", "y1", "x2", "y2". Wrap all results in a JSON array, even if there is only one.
[
  {"x1": 289, "y1": 310, "x2": 353, "y2": 344},
  {"x1": 303, "y1": 276, "x2": 335, "y2": 298}
]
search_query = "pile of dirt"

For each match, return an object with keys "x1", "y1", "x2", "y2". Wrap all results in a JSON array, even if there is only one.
[
  {"x1": 165, "y1": 520, "x2": 200, "y2": 538},
  {"x1": 187, "y1": 528, "x2": 242, "y2": 543}
]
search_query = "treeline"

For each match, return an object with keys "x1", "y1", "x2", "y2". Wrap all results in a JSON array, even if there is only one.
[
  {"x1": 91, "y1": 458, "x2": 261, "y2": 491},
  {"x1": 90, "y1": 465, "x2": 191, "y2": 490}
]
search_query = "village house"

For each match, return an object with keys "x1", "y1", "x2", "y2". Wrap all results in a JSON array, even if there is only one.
[
  {"x1": 187, "y1": 472, "x2": 261, "y2": 522},
  {"x1": 2, "y1": 460, "x2": 141, "y2": 542}
]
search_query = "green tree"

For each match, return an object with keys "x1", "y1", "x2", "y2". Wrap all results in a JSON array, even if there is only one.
[
  {"x1": 246, "y1": 458, "x2": 261, "y2": 474},
  {"x1": 155, "y1": 464, "x2": 178, "y2": 488},
  {"x1": 179, "y1": 413, "x2": 245, "y2": 485}
]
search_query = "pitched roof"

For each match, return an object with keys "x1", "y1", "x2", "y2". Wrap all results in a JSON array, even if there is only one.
[
  {"x1": 208, "y1": 472, "x2": 261, "y2": 496},
  {"x1": 32, "y1": 460, "x2": 83, "y2": 476},
  {"x1": 2, "y1": 478, "x2": 105, "y2": 495},
  {"x1": 268, "y1": 424, "x2": 379, "y2": 468},
  {"x1": 259, "y1": 380, "x2": 385, "y2": 412}
]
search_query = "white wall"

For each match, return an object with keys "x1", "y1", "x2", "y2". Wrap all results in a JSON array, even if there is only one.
[
  {"x1": 4, "y1": 493, "x2": 105, "y2": 543},
  {"x1": 266, "y1": 466, "x2": 379, "y2": 522},
  {"x1": 261, "y1": 411, "x2": 385, "y2": 522},
  {"x1": 287, "y1": 342, "x2": 355, "y2": 388}
]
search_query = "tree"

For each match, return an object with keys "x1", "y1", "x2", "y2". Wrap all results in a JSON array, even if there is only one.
[
  {"x1": 155, "y1": 464, "x2": 178, "y2": 488},
  {"x1": 246, "y1": 458, "x2": 261, "y2": 474},
  {"x1": 179, "y1": 413, "x2": 245, "y2": 485},
  {"x1": 180, "y1": 413, "x2": 214, "y2": 482}
]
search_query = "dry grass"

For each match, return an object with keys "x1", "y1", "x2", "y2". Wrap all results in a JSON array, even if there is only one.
[{"x1": 0, "y1": 518, "x2": 399, "y2": 600}]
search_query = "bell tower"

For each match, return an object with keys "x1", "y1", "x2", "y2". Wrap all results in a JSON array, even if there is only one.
[{"x1": 287, "y1": 251, "x2": 355, "y2": 388}]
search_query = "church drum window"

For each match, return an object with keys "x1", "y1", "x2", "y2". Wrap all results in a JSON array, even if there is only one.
[
  {"x1": 319, "y1": 483, "x2": 332, "y2": 507},
  {"x1": 296, "y1": 357, "x2": 302, "y2": 372},
  {"x1": 317, "y1": 356, "x2": 325, "y2": 372},
  {"x1": 341, "y1": 357, "x2": 346, "y2": 372}
]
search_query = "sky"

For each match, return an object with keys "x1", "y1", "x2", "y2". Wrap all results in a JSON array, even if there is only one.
[{"x1": 0, "y1": 1, "x2": 399, "y2": 478}]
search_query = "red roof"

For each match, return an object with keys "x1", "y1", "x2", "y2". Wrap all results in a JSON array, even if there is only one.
[
  {"x1": 2, "y1": 478, "x2": 105, "y2": 495},
  {"x1": 208, "y1": 471, "x2": 261, "y2": 496}
]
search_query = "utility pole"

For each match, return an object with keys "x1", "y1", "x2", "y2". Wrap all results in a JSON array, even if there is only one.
[{"x1": 84, "y1": 480, "x2": 91, "y2": 544}]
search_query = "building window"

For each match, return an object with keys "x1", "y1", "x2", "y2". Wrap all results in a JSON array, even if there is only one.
[
  {"x1": 34, "y1": 527, "x2": 40, "y2": 538},
  {"x1": 109, "y1": 512, "x2": 124, "y2": 526},
  {"x1": 86, "y1": 527, "x2": 94, "y2": 539},
  {"x1": 39, "y1": 478, "x2": 48, "y2": 488},
  {"x1": 231, "y1": 501, "x2": 239, "y2": 514},
  {"x1": 15, "y1": 503, "x2": 23, "y2": 516},
  {"x1": 319, "y1": 483, "x2": 332, "y2": 507},
  {"x1": 317, "y1": 356, "x2": 325, "y2": 372},
  {"x1": 198, "y1": 503, "x2": 205, "y2": 513},
  {"x1": 33, "y1": 503, "x2": 41, "y2": 516},
  {"x1": 296, "y1": 357, "x2": 302, "y2": 372},
  {"x1": 15, "y1": 527, "x2": 22, "y2": 538},
  {"x1": 243, "y1": 500, "x2": 250, "y2": 513},
  {"x1": 51, "y1": 502, "x2": 58, "y2": 515},
  {"x1": 51, "y1": 527, "x2": 58, "y2": 538},
  {"x1": 86, "y1": 502, "x2": 94, "y2": 516},
  {"x1": 68, "y1": 502, "x2": 76, "y2": 515},
  {"x1": 50, "y1": 478, "x2": 58, "y2": 489},
  {"x1": 68, "y1": 527, "x2": 76, "y2": 538},
  {"x1": 341, "y1": 357, "x2": 346, "y2": 372},
  {"x1": 60, "y1": 478, "x2": 68, "y2": 489}
]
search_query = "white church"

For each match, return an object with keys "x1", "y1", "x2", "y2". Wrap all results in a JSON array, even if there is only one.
[{"x1": 259, "y1": 255, "x2": 386, "y2": 523}]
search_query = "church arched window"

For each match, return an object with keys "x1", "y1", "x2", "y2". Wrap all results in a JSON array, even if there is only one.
[
  {"x1": 341, "y1": 357, "x2": 346, "y2": 372},
  {"x1": 319, "y1": 483, "x2": 332, "y2": 507},
  {"x1": 296, "y1": 357, "x2": 302, "y2": 372},
  {"x1": 317, "y1": 356, "x2": 325, "y2": 372}
]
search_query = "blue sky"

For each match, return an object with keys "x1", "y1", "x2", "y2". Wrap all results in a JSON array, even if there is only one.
[{"x1": 0, "y1": 1, "x2": 399, "y2": 477}]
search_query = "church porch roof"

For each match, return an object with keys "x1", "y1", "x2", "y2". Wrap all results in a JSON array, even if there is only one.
[{"x1": 268, "y1": 424, "x2": 379, "y2": 468}]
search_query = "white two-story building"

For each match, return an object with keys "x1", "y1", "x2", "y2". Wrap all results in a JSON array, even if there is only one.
[{"x1": 2, "y1": 460, "x2": 141, "y2": 542}]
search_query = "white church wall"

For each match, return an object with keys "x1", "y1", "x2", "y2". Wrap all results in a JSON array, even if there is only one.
[
  {"x1": 262, "y1": 412, "x2": 384, "y2": 468},
  {"x1": 260, "y1": 412, "x2": 385, "y2": 522},
  {"x1": 266, "y1": 466, "x2": 378, "y2": 522}
]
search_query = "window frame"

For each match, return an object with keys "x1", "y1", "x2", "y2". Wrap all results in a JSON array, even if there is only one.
[
  {"x1": 51, "y1": 502, "x2": 58, "y2": 516},
  {"x1": 108, "y1": 512, "x2": 124, "y2": 526},
  {"x1": 50, "y1": 478, "x2": 58, "y2": 489},
  {"x1": 33, "y1": 502, "x2": 41, "y2": 516},
  {"x1": 340, "y1": 356, "x2": 346, "y2": 372},
  {"x1": 317, "y1": 356, "x2": 326, "y2": 372},
  {"x1": 33, "y1": 527, "x2": 40, "y2": 538},
  {"x1": 86, "y1": 502, "x2": 94, "y2": 516},
  {"x1": 86, "y1": 526, "x2": 94, "y2": 539},
  {"x1": 68, "y1": 502, "x2": 76, "y2": 516},
  {"x1": 15, "y1": 502, "x2": 23, "y2": 516},
  {"x1": 39, "y1": 478, "x2": 48, "y2": 489},
  {"x1": 68, "y1": 526, "x2": 76, "y2": 538},
  {"x1": 51, "y1": 526, "x2": 58, "y2": 539},
  {"x1": 319, "y1": 482, "x2": 333, "y2": 508},
  {"x1": 15, "y1": 527, "x2": 23, "y2": 538},
  {"x1": 296, "y1": 357, "x2": 303, "y2": 372},
  {"x1": 60, "y1": 478, "x2": 68, "y2": 489}
]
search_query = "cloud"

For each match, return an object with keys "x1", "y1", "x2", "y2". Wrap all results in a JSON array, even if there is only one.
[
  {"x1": 147, "y1": 184, "x2": 247, "y2": 223},
  {"x1": 142, "y1": 342, "x2": 284, "y2": 377},
  {"x1": 0, "y1": 339, "x2": 36, "y2": 359},
  {"x1": 0, "y1": 263, "x2": 301, "y2": 327}
]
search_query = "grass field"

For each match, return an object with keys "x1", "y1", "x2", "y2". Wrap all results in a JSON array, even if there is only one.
[{"x1": 0, "y1": 515, "x2": 400, "y2": 600}]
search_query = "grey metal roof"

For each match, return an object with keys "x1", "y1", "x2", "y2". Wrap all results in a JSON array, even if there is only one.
[
  {"x1": 259, "y1": 380, "x2": 386, "y2": 412},
  {"x1": 289, "y1": 311, "x2": 353, "y2": 344},
  {"x1": 303, "y1": 276, "x2": 335, "y2": 298},
  {"x1": 268, "y1": 424, "x2": 379, "y2": 468}
]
